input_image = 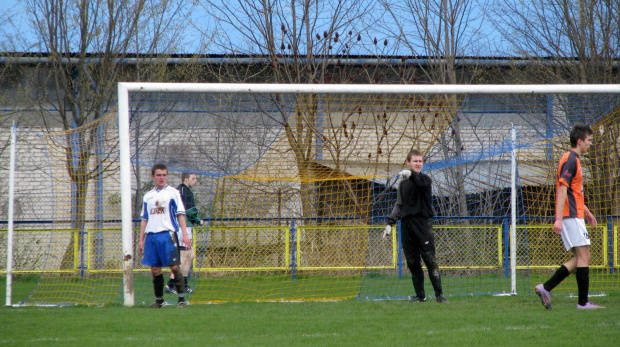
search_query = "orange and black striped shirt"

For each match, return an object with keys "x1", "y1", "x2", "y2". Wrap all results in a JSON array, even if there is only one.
[{"x1": 556, "y1": 150, "x2": 584, "y2": 218}]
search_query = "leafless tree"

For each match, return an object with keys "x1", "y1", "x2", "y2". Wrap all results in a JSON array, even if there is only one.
[
  {"x1": 194, "y1": 0, "x2": 420, "y2": 223},
  {"x1": 382, "y1": 0, "x2": 487, "y2": 219},
  {"x1": 492, "y1": 0, "x2": 620, "y2": 216},
  {"x1": 492, "y1": 0, "x2": 620, "y2": 84},
  {"x1": 1, "y1": 0, "x2": 194, "y2": 269}
]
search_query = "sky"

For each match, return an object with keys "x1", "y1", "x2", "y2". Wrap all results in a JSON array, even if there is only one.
[
  {"x1": 0, "y1": 0, "x2": 507, "y2": 56},
  {"x1": 0, "y1": 0, "x2": 217, "y2": 53},
  {"x1": 1, "y1": 0, "x2": 38, "y2": 51}
]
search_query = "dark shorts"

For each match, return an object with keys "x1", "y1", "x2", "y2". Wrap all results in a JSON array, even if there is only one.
[
  {"x1": 141, "y1": 231, "x2": 181, "y2": 267},
  {"x1": 400, "y1": 217, "x2": 436, "y2": 257}
]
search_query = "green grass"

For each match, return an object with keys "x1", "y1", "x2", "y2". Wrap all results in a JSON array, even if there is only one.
[
  {"x1": 3, "y1": 276, "x2": 619, "y2": 346},
  {"x1": 4, "y1": 272, "x2": 517, "y2": 304},
  {"x1": 2, "y1": 277, "x2": 619, "y2": 347},
  {"x1": 4, "y1": 271, "x2": 618, "y2": 304}
]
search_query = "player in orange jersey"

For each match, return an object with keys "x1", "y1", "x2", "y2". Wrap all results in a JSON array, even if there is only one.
[{"x1": 535, "y1": 124, "x2": 604, "y2": 310}]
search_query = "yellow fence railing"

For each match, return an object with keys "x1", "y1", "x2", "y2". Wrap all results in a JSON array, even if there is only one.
[
  {"x1": 295, "y1": 225, "x2": 395, "y2": 270},
  {"x1": 515, "y1": 225, "x2": 609, "y2": 269},
  {"x1": 192, "y1": 226, "x2": 290, "y2": 272},
  {"x1": 433, "y1": 225, "x2": 503, "y2": 270},
  {"x1": 1, "y1": 223, "x2": 618, "y2": 274},
  {"x1": 1, "y1": 229, "x2": 79, "y2": 274},
  {"x1": 615, "y1": 224, "x2": 619, "y2": 268}
]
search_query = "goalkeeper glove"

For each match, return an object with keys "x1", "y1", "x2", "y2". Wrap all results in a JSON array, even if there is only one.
[
  {"x1": 382, "y1": 225, "x2": 392, "y2": 239},
  {"x1": 399, "y1": 169, "x2": 411, "y2": 179},
  {"x1": 185, "y1": 207, "x2": 201, "y2": 226}
]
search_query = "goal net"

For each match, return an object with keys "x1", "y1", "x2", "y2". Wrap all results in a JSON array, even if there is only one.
[
  {"x1": 3, "y1": 113, "x2": 122, "y2": 306},
  {"x1": 4, "y1": 83, "x2": 620, "y2": 306}
]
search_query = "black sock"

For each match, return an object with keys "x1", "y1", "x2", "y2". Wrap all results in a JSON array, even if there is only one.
[
  {"x1": 153, "y1": 274, "x2": 164, "y2": 298},
  {"x1": 184, "y1": 277, "x2": 190, "y2": 287},
  {"x1": 173, "y1": 270, "x2": 186, "y2": 294},
  {"x1": 411, "y1": 273, "x2": 425, "y2": 299},
  {"x1": 544, "y1": 265, "x2": 570, "y2": 292},
  {"x1": 576, "y1": 267, "x2": 590, "y2": 306},
  {"x1": 167, "y1": 277, "x2": 176, "y2": 287}
]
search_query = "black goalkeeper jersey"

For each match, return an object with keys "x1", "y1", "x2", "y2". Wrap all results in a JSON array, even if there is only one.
[
  {"x1": 387, "y1": 172, "x2": 434, "y2": 224},
  {"x1": 177, "y1": 183, "x2": 200, "y2": 226}
]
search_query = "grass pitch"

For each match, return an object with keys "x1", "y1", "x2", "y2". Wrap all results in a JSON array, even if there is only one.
[{"x1": 1, "y1": 282, "x2": 618, "y2": 346}]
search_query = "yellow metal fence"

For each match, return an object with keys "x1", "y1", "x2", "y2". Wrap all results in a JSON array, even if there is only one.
[{"x1": 2, "y1": 224, "x2": 618, "y2": 274}]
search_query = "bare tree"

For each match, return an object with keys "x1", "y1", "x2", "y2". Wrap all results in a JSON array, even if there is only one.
[
  {"x1": 194, "y1": 0, "x2": 419, "y2": 223},
  {"x1": 382, "y1": 0, "x2": 487, "y2": 219},
  {"x1": 492, "y1": 0, "x2": 620, "y2": 84},
  {"x1": 492, "y1": 0, "x2": 620, "y2": 217},
  {"x1": 4, "y1": 0, "x2": 194, "y2": 269}
]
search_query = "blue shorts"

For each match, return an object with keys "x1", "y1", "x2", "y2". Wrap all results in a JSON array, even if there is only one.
[{"x1": 142, "y1": 231, "x2": 181, "y2": 267}]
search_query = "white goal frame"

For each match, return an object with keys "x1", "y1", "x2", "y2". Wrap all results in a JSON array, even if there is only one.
[{"x1": 116, "y1": 83, "x2": 620, "y2": 306}]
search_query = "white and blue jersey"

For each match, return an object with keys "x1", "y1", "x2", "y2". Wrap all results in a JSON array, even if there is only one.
[{"x1": 141, "y1": 185, "x2": 186, "y2": 234}]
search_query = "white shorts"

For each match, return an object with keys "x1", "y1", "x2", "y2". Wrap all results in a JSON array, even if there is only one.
[
  {"x1": 560, "y1": 218, "x2": 590, "y2": 251},
  {"x1": 176, "y1": 227, "x2": 193, "y2": 250}
]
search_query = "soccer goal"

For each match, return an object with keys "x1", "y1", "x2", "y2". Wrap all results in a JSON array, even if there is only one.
[{"x1": 5, "y1": 83, "x2": 620, "y2": 306}]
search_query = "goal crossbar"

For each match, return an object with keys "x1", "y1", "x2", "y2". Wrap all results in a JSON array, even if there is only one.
[{"x1": 118, "y1": 82, "x2": 620, "y2": 95}]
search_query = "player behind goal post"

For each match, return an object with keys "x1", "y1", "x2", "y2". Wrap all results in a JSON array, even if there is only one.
[{"x1": 166, "y1": 172, "x2": 203, "y2": 294}]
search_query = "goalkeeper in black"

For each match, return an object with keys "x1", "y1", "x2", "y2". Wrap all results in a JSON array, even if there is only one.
[
  {"x1": 165, "y1": 173, "x2": 202, "y2": 295},
  {"x1": 384, "y1": 149, "x2": 448, "y2": 303}
]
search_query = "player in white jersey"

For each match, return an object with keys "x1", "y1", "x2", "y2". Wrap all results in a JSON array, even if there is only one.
[{"x1": 139, "y1": 163, "x2": 192, "y2": 308}]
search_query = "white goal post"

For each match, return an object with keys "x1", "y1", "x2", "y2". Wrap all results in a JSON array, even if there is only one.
[{"x1": 117, "y1": 83, "x2": 620, "y2": 306}]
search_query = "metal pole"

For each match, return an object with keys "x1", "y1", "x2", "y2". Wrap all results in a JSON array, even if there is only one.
[
  {"x1": 118, "y1": 83, "x2": 134, "y2": 306},
  {"x1": 510, "y1": 126, "x2": 517, "y2": 295},
  {"x1": 117, "y1": 82, "x2": 620, "y2": 95},
  {"x1": 290, "y1": 220, "x2": 296, "y2": 280},
  {"x1": 6, "y1": 124, "x2": 17, "y2": 306}
]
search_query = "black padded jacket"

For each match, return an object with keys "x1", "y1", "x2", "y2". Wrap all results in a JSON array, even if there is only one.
[{"x1": 387, "y1": 172, "x2": 434, "y2": 225}]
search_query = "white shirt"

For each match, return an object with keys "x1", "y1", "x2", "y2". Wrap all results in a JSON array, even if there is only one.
[{"x1": 140, "y1": 185, "x2": 186, "y2": 234}]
